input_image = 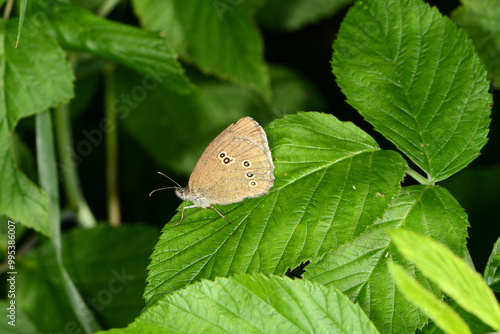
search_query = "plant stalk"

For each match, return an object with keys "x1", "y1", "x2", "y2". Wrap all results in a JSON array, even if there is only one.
[
  {"x1": 406, "y1": 167, "x2": 433, "y2": 185},
  {"x1": 53, "y1": 103, "x2": 97, "y2": 228},
  {"x1": 104, "y1": 65, "x2": 121, "y2": 227},
  {"x1": 3, "y1": 0, "x2": 13, "y2": 20},
  {"x1": 36, "y1": 110, "x2": 101, "y2": 333}
]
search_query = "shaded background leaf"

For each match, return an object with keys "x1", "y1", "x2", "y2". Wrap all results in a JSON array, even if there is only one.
[
  {"x1": 0, "y1": 300, "x2": 41, "y2": 334},
  {"x1": 15, "y1": 224, "x2": 158, "y2": 333},
  {"x1": 132, "y1": 0, "x2": 270, "y2": 98},
  {"x1": 30, "y1": 0, "x2": 193, "y2": 95},
  {"x1": 256, "y1": 0, "x2": 353, "y2": 31},
  {"x1": 0, "y1": 18, "x2": 74, "y2": 236},
  {"x1": 452, "y1": 0, "x2": 500, "y2": 89}
]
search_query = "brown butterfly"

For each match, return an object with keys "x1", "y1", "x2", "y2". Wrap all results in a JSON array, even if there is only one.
[{"x1": 151, "y1": 117, "x2": 274, "y2": 224}]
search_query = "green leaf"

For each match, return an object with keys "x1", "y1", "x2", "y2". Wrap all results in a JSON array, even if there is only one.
[
  {"x1": 257, "y1": 0, "x2": 352, "y2": 31},
  {"x1": 391, "y1": 185, "x2": 469, "y2": 257},
  {"x1": 452, "y1": 0, "x2": 500, "y2": 89},
  {"x1": 0, "y1": 18, "x2": 74, "y2": 236},
  {"x1": 493, "y1": 249, "x2": 500, "y2": 267},
  {"x1": 144, "y1": 112, "x2": 407, "y2": 306},
  {"x1": 388, "y1": 261, "x2": 471, "y2": 334},
  {"x1": 3, "y1": 19, "x2": 73, "y2": 125},
  {"x1": 390, "y1": 229, "x2": 500, "y2": 331},
  {"x1": 132, "y1": 0, "x2": 270, "y2": 98},
  {"x1": 30, "y1": 0, "x2": 193, "y2": 95},
  {"x1": 304, "y1": 185, "x2": 469, "y2": 333},
  {"x1": 332, "y1": 0, "x2": 492, "y2": 182},
  {"x1": 16, "y1": 224, "x2": 159, "y2": 333},
  {"x1": 102, "y1": 273, "x2": 380, "y2": 334},
  {"x1": 305, "y1": 225, "x2": 431, "y2": 333},
  {"x1": 484, "y1": 236, "x2": 500, "y2": 293},
  {"x1": 16, "y1": 0, "x2": 27, "y2": 47}
]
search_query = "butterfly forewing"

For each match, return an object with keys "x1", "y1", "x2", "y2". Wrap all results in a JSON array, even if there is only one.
[{"x1": 188, "y1": 117, "x2": 274, "y2": 205}]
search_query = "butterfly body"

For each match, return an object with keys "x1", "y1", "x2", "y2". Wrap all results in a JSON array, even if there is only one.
[{"x1": 175, "y1": 187, "x2": 211, "y2": 208}]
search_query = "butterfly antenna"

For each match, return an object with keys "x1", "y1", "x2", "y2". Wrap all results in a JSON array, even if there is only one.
[
  {"x1": 149, "y1": 171, "x2": 183, "y2": 196},
  {"x1": 149, "y1": 186, "x2": 177, "y2": 197},
  {"x1": 156, "y1": 171, "x2": 182, "y2": 188}
]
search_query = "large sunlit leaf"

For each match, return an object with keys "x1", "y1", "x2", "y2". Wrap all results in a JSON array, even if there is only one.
[
  {"x1": 332, "y1": 0, "x2": 492, "y2": 182},
  {"x1": 132, "y1": 0, "x2": 270, "y2": 98},
  {"x1": 103, "y1": 273, "x2": 380, "y2": 334},
  {"x1": 144, "y1": 112, "x2": 407, "y2": 306},
  {"x1": 452, "y1": 0, "x2": 500, "y2": 89},
  {"x1": 0, "y1": 18, "x2": 74, "y2": 236},
  {"x1": 305, "y1": 185, "x2": 469, "y2": 333},
  {"x1": 30, "y1": 0, "x2": 193, "y2": 94},
  {"x1": 390, "y1": 230, "x2": 500, "y2": 331}
]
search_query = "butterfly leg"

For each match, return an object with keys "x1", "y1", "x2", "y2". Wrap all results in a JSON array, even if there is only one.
[
  {"x1": 174, "y1": 208, "x2": 185, "y2": 225},
  {"x1": 210, "y1": 206, "x2": 232, "y2": 224},
  {"x1": 173, "y1": 205, "x2": 231, "y2": 225},
  {"x1": 174, "y1": 205, "x2": 195, "y2": 225}
]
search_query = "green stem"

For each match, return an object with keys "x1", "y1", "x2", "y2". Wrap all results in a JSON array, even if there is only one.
[
  {"x1": 54, "y1": 103, "x2": 97, "y2": 228},
  {"x1": 104, "y1": 65, "x2": 121, "y2": 226},
  {"x1": 406, "y1": 167, "x2": 433, "y2": 185},
  {"x1": 36, "y1": 111, "x2": 61, "y2": 254},
  {"x1": 36, "y1": 110, "x2": 101, "y2": 333}
]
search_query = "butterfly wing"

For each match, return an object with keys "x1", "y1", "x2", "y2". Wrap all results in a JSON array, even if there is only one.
[{"x1": 187, "y1": 117, "x2": 274, "y2": 206}]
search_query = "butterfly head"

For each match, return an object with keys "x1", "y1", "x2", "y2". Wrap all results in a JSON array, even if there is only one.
[{"x1": 174, "y1": 187, "x2": 188, "y2": 201}]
